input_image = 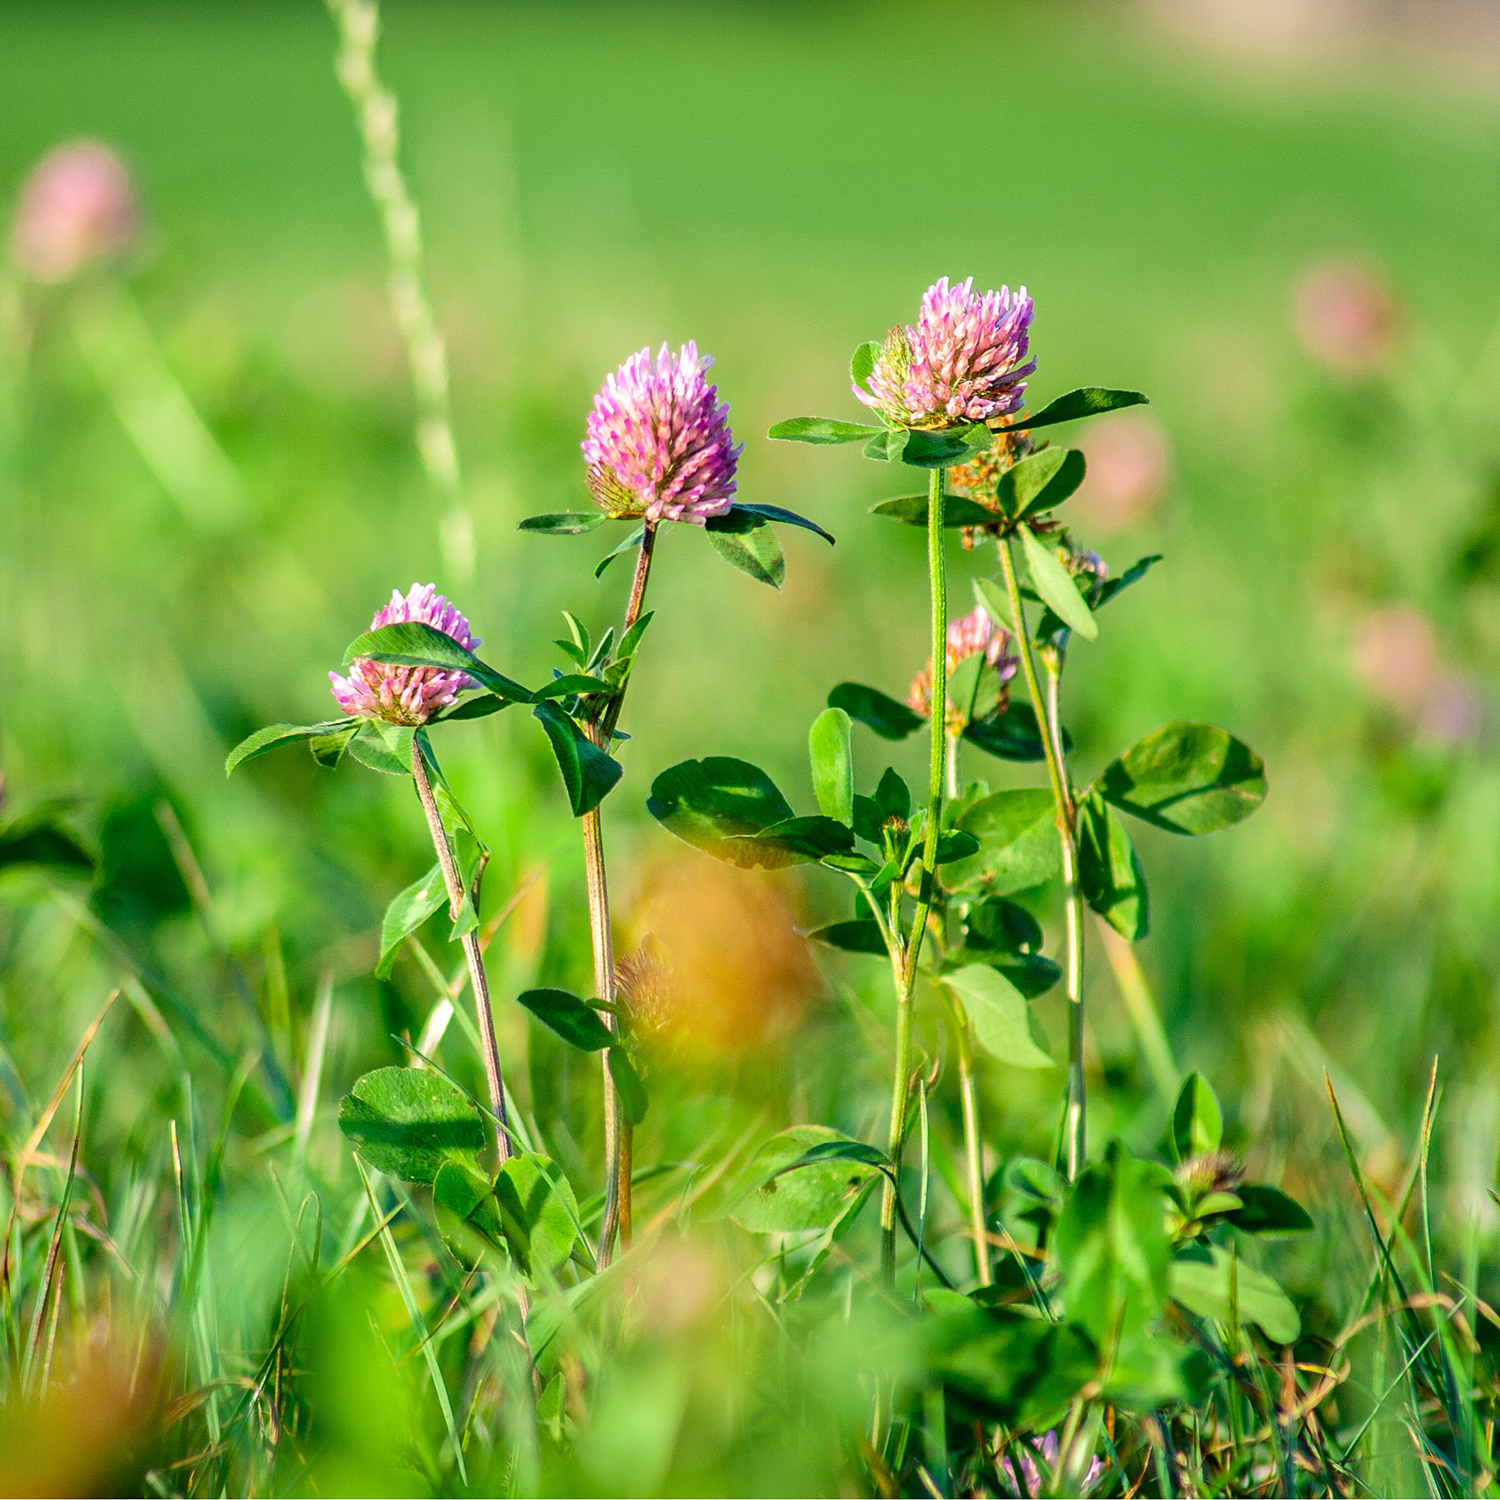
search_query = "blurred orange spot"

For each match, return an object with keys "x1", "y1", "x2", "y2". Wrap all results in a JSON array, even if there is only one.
[
  {"x1": 623, "y1": 854, "x2": 817, "y2": 1052},
  {"x1": 0, "y1": 1325, "x2": 162, "y2": 1496}
]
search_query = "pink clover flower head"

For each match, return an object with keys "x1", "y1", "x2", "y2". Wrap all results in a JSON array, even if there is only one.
[
  {"x1": 329, "y1": 583, "x2": 478, "y2": 727},
  {"x1": 11, "y1": 141, "x2": 140, "y2": 284},
  {"x1": 856, "y1": 277, "x2": 1036, "y2": 430},
  {"x1": 583, "y1": 341, "x2": 741, "y2": 525},
  {"x1": 908, "y1": 606, "x2": 1019, "y2": 726}
]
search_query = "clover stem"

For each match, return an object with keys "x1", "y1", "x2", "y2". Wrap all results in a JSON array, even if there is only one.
[
  {"x1": 881, "y1": 465, "x2": 948, "y2": 1283},
  {"x1": 946, "y1": 729, "x2": 960, "y2": 800},
  {"x1": 997, "y1": 538, "x2": 1086, "y2": 1178},
  {"x1": 410, "y1": 736, "x2": 510, "y2": 1158},
  {"x1": 587, "y1": 520, "x2": 657, "y2": 1269},
  {"x1": 411, "y1": 737, "x2": 538, "y2": 1387}
]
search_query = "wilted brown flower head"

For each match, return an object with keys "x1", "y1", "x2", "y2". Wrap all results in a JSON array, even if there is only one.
[
  {"x1": 614, "y1": 937, "x2": 678, "y2": 1038},
  {"x1": 11, "y1": 141, "x2": 140, "y2": 284},
  {"x1": 1174, "y1": 1150, "x2": 1245, "y2": 1199},
  {"x1": 1295, "y1": 259, "x2": 1401, "y2": 376}
]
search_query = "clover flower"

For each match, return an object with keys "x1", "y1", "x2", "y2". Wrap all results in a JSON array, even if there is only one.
[
  {"x1": 583, "y1": 341, "x2": 741, "y2": 524},
  {"x1": 856, "y1": 276, "x2": 1035, "y2": 430},
  {"x1": 11, "y1": 141, "x2": 140, "y2": 284},
  {"x1": 329, "y1": 583, "x2": 477, "y2": 726},
  {"x1": 908, "y1": 605, "x2": 1019, "y2": 730},
  {"x1": 999, "y1": 1431, "x2": 1106, "y2": 1498}
]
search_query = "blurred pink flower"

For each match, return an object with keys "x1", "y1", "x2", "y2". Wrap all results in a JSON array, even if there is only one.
[
  {"x1": 909, "y1": 605, "x2": 1019, "y2": 726},
  {"x1": 583, "y1": 341, "x2": 740, "y2": 524},
  {"x1": 1295, "y1": 260, "x2": 1400, "y2": 375},
  {"x1": 857, "y1": 276, "x2": 1035, "y2": 430},
  {"x1": 329, "y1": 583, "x2": 478, "y2": 726},
  {"x1": 1074, "y1": 412, "x2": 1170, "y2": 533},
  {"x1": 11, "y1": 141, "x2": 140, "y2": 284},
  {"x1": 1352, "y1": 604, "x2": 1480, "y2": 744},
  {"x1": 1000, "y1": 1430, "x2": 1106, "y2": 1497}
]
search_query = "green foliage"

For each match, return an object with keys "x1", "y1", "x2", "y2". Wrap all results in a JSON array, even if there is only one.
[
  {"x1": 898, "y1": 425, "x2": 993, "y2": 469},
  {"x1": 375, "y1": 862, "x2": 447, "y2": 978},
  {"x1": 516, "y1": 987, "x2": 616, "y2": 1052},
  {"x1": 806, "y1": 918, "x2": 887, "y2": 954},
  {"x1": 1018, "y1": 523, "x2": 1098, "y2": 641},
  {"x1": 647, "y1": 757, "x2": 852, "y2": 869},
  {"x1": 731, "y1": 1126, "x2": 882, "y2": 1233},
  {"x1": 1005, "y1": 386, "x2": 1149, "y2": 432},
  {"x1": 1172, "y1": 1072, "x2": 1224, "y2": 1160},
  {"x1": 994, "y1": 446, "x2": 1086, "y2": 520},
  {"x1": 868, "y1": 492, "x2": 998, "y2": 527},
  {"x1": 493, "y1": 1154, "x2": 581, "y2": 1278},
  {"x1": 1077, "y1": 790, "x2": 1149, "y2": 940},
  {"x1": 1097, "y1": 720, "x2": 1267, "y2": 834},
  {"x1": 807, "y1": 707, "x2": 854, "y2": 824},
  {"x1": 730, "y1": 502, "x2": 836, "y2": 545},
  {"x1": 225, "y1": 718, "x2": 359, "y2": 775},
  {"x1": 343, "y1": 619, "x2": 532, "y2": 702},
  {"x1": 531, "y1": 700, "x2": 623, "y2": 815},
  {"x1": 943, "y1": 788, "x2": 1062, "y2": 894},
  {"x1": 705, "y1": 509, "x2": 786, "y2": 587},
  {"x1": 1055, "y1": 1144, "x2": 1173, "y2": 1344},
  {"x1": 0, "y1": 806, "x2": 95, "y2": 873},
  {"x1": 939, "y1": 965, "x2": 1054, "y2": 1068},
  {"x1": 607, "y1": 1046, "x2": 649, "y2": 1124},
  {"x1": 767, "y1": 416, "x2": 883, "y2": 443},
  {"x1": 826, "y1": 681, "x2": 925, "y2": 740},
  {"x1": 346, "y1": 719, "x2": 414, "y2": 776},
  {"x1": 962, "y1": 700, "x2": 1057, "y2": 762},
  {"x1": 337, "y1": 1067, "x2": 486, "y2": 1182},
  {"x1": 1169, "y1": 1245, "x2": 1301, "y2": 1343},
  {"x1": 518, "y1": 511, "x2": 608, "y2": 534}
]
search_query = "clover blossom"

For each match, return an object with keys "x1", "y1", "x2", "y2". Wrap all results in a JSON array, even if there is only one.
[
  {"x1": 11, "y1": 141, "x2": 140, "y2": 284},
  {"x1": 856, "y1": 276, "x2": 1035, "y2": 430},
  {"x1": 999, "y1": 1431, "x2": 1105, "y2": 1498},
  {"x1": 583, "y1": 341, "x2": 741, "y2": 524},
  {"x1": 908, "y1": 605, "x2": 1019, "y2": 729},
  {"x1": 329, "y1": 583, "x2": 477, "y2": 726}
]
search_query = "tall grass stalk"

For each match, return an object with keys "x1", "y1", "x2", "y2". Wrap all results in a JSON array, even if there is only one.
[
  {"x1": 325, "y1": 0, "x2": 474, "y2": 584},
  {"x1": 998, "y1": 534, "x2": 1086, "y2": 1177}
]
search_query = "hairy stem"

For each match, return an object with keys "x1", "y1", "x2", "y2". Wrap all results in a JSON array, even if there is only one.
[
  {"x1": 586, "y1": 522, "x2": 657, "y2": 1268},
  {"x1": 411, "y1": 737, "x2": 508, "y2": 1151},
  {"x1": 410, "y1": 736, "x2": 535, "y2": 1384},
  {"x1": 881, "y1": 466, "x2": 948, "y2": 1283},
  {"x1": 997, "y1": 537, "x2": 1086, "y2": 1178}
]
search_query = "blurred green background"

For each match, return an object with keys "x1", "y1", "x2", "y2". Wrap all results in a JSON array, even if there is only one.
[{"x1": 4, "y1": 0, "x2": 1500, "y2": 1485}]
